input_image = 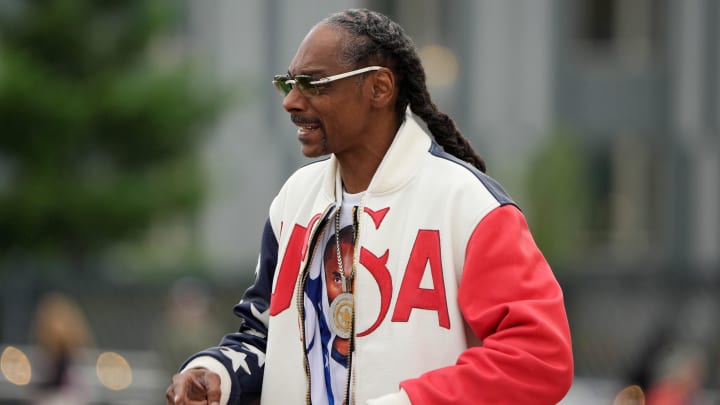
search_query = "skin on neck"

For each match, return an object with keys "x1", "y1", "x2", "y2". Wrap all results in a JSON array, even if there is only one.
[{"x1": 336, "y1": 111, "x2": 399, "y2": 194}]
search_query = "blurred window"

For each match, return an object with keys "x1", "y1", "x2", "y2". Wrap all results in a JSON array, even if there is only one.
[{"x1": 576, "y1": 0, "x2": 665, "y2": 67}]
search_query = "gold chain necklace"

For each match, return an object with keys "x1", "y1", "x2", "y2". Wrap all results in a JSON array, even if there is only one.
[{"x1": 328, "y1": 204, "x2": 354, "y2": 339}]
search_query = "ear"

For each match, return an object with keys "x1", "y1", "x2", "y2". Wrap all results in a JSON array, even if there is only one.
[{"x1": 369, "y1": 67, "x2": 395, "y2": 109}]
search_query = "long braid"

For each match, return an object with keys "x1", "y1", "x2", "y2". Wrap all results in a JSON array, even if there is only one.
[{"x1": 324, "y1": 9, "x2": 486, "y2": 172}]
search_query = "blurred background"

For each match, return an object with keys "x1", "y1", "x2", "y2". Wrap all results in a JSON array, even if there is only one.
[{"x1": 0, "y1": 0, "x2": 718, "y2": 404}]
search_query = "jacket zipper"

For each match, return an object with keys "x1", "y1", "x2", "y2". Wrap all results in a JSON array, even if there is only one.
[
  {"x1": 297, "y1": 208, "x2": 333, "y2": 405},
  {"x1": 345, "y1": 201, "x2": 362, "y2": 405},
  {"x1": 298, "y1": 266, "x2": 312, "y2": 405}
]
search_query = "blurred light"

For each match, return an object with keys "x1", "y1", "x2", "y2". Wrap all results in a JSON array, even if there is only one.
[
  {"x1": 418, "y1": 45, "x2": 459, "y2": 87},
  {"x1": 0, "y1": 346, "x2": 32, "y2": 386},
  {"x1": 96, "y1": 351, "x2": 132, "y2": 390},
  {"x1": 613, "y1": 384, "x2": 645, "y2": 405}
]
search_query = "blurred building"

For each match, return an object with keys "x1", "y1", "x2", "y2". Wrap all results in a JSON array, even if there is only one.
[
  {"x1": 186, "y1": 0, "x2": 720, "y2": 400},
  {"x1": 188, "y1": 0, "x2": 719, "y2": 272}
]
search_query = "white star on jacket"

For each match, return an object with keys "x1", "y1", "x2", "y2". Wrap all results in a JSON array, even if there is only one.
[{"x1": 219, "y1": 343, "x2": 266, "y2": 375}]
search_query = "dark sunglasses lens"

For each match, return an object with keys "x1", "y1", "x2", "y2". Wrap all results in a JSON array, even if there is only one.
[
  {"x1": 294, "y1": 76, "x2": 319, "y2": 96},
  {"x1": 273, "y1": 77, "x2": 292, "y2": 95},
  {"x1": 272, "y1": 75, "x2": 321, "y2": 96}
]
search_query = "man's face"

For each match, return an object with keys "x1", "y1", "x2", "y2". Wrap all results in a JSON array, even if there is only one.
[{"x1": 281, "y1": 23, "x2": 374, "y2": 158}]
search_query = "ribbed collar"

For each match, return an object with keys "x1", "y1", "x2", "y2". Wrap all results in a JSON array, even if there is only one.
[{"x1": 321, "y1": 108, "x2": 432, "y2": 203}]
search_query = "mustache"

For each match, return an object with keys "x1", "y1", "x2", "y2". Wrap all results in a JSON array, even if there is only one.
[{"x1": 291, "y1": 115, "x2": 321, "y2": 125}]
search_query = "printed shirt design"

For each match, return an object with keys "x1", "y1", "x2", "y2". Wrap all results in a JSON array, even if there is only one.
[{"x1": 304, "y1": 191, "x2": 361, "y2": 405}]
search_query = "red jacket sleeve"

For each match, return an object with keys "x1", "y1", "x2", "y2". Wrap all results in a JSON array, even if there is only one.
[{"x1": 400, "y1": 204, "x2": 574, "y2": 404}]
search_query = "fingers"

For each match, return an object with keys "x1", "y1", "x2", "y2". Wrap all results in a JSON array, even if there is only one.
[
  {"x1": 201, "y1": 371, "x2": 222, "y2": 405},
  {"x1": 167, "y1": 372, "x2": 194, "y2": 404},
  {"x1": 166, "y1": 368, "x2": 222, "y2": 405},
  {"x1": 165, "y1": 382, "x2": 176, "y2": 404}
]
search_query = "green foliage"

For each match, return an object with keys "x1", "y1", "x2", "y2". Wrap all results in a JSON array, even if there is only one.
[
  {"x1": 0, "y1": 0, "x2": 226, "y2": 266},
  {"x1": 526, "y1": 132, "x2": 592, "y2": 266}
]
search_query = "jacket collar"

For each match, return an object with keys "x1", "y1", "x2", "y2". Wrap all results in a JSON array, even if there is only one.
[{"x1": 321, "y1": 108, "x2": 432, "y2": 201}]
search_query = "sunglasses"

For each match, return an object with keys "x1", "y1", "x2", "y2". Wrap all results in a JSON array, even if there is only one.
[{"x1": 272, "y1": 66, "x2": 382, "y2": 97}]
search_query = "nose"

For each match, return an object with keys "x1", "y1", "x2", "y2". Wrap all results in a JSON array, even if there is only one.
[{"x1": 282, "y1": 87, "x2": 307, "y2": 113}]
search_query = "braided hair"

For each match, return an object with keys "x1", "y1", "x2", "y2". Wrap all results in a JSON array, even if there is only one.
[{"x1": 324, "y1": 8, "x2": 486, "y2": 172}]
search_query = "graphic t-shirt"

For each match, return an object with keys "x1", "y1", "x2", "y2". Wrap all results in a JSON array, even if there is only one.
[{"x1": 304, "y1": 190, "x2": 362, "y2": 405}]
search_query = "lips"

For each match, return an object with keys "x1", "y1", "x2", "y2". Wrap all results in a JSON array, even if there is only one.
[
  {"x1": 291, "y1": 115, "x2": 321, "y2": 136},
  {"x1": 300, "y1": 123, "x2": 319, "y2": 131},
  {"x1": 291, "y1": 115, "x2": 320, "y2": 128}
]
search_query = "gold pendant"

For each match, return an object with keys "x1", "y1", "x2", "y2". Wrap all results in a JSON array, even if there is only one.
[{"x1": 328, "y1": 292, "x2": 353, "y2": 339}]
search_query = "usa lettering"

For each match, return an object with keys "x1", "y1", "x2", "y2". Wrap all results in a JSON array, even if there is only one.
[{"x1": 270, "y1": 215, "x2": 450, "y2": 332}]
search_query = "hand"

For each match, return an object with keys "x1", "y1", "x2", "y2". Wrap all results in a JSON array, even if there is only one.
[{"x1": 166, "y1": 367, "x2": 222, "y2": 405}]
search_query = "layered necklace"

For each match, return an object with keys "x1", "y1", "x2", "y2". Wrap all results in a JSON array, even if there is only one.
[{"x1": 327, "y1": 204, "x2": 355, "y2": 339}]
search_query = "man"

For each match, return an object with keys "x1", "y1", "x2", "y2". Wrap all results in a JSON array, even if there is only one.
[{"x1": 167, "y1": 8, "x2": 573, "y2": 405}]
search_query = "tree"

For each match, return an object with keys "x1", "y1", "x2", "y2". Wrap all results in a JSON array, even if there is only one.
[
  {"x1": 0, "y1": 0, "x2": 226, "y2": 274},
  {"x1": 525, "y1": 131, "x2": 594, "y2": 267}
]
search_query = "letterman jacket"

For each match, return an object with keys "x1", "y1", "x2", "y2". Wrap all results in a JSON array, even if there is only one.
[{"x1": 181, "y1": 109, "x2": 574, "y2": 404}]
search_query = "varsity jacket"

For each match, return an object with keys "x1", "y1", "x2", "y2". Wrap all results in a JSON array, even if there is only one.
[{"x1": 181, "y1": 110, "x2": 574, "y2": 404}]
